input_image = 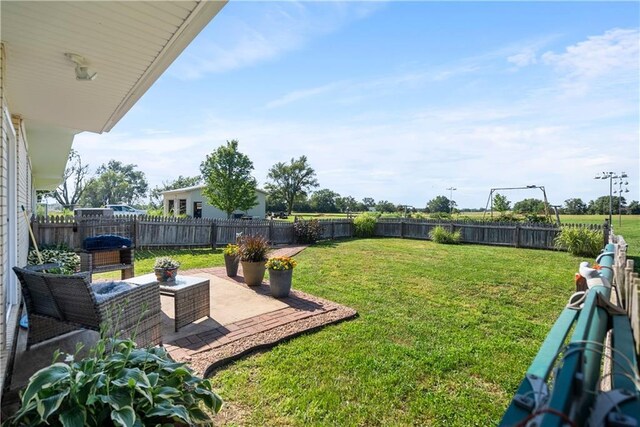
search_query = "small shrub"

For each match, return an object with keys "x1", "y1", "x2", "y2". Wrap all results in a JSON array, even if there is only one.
[
  {"x1": 27, "y1": 247, "x2": 80, "y2": 274},
  {"x1": 4, "y1": 337, "x2": 222, "y2": 426},
  {"x1": 238, "y1": 235, "x2": 270, "y2": 261},
  {"x1": 353, "y1": 213, "x2": 378, "y2": 238},
  {"x1": 429, "y1": 212, "x2": 452, "y2": 220},
  {"x1": 294, "y1": 219, "x2": 322, "y2": 244},
  {"x1": 494, "y1": 213, "x2": 522, "y2": 223},
  {"x1": 429, "y1": 225, "x2": 461, "y2": 244},
  {"x1": 554, "y1": 227, "x2": 602, "y2": 257}
]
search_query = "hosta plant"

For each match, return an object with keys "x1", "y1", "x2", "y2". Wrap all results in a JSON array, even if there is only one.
[
  {"x1": 27, "y1": 246, "x2": 80, "y2": 274},
  {"x1": 4, "y1": 337, "x2": 222, "y2": 427},
  {"x1": 265, "y1": 256, "x2": 297, "y2": 271}
]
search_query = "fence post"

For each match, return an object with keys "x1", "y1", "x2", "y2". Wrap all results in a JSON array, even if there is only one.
[
  {"x1": 133, "y1": 217, "x2": 138, "y2": 247},
  {"x1": 331, "y1": 221, "x2": 335, "y2": 240},
  {"x1": 514, "y1": 224, "x2": 520, "y2": 248},
  {"x1": 210, "y1": 221, "x2": 217, "y2": 249},
  {"x1": 269, "y1": 220, "x2": 274, "y2": 243},
  {"x1": 400, "y1": 220, "x2": 405, "y2": 238}
]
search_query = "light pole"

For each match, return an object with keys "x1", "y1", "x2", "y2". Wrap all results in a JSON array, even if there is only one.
[
  {"x1": 613, "y1": 176, "x2": 629, "y2": 227},
  {"x1": 594, "y1": 172, "x2": 627, "y2": 226},
  {"x1": 446, "y1": 187, "x2": 457, "y2": 214}
]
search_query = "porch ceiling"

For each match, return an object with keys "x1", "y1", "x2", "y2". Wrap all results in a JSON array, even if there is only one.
[{"x1": 1, "y1": 1, "x2": 225, "y2": 134}]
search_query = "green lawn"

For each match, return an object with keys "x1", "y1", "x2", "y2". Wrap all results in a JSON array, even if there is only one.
[{"x1": 208, "y1": 238, "x2": 581, "y2": 426}]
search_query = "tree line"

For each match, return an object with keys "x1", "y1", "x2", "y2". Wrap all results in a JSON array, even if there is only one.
[{"x1": 48, "y1": 145, "x2": 639, "y2": 217}]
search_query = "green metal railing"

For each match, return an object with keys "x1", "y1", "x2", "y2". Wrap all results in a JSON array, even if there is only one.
[{"x1": 500, "y1": 244, "x2": 639, "y2": 426}]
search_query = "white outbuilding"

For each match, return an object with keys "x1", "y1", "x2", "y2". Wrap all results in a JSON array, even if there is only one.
[{"x1": 162, "y1": 185, "x2": 267, "y2": 219}]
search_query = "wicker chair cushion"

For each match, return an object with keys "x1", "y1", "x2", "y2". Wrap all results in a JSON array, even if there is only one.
[{"x1": 92, "y1": 281, "x2": 136, "y2": 303}]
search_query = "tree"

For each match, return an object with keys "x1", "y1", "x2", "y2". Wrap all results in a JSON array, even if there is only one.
[
  {"x1": 265, "y1": 156, "x2": 319, "y2": 215},
  {"x1": 336, "y1": 195, "x2": 358, "y2": 213},
  {"x1": 362, "y1": 197, "x2": 375, "y2": 208},
  {"x1": 587, "y1": 196, "x2": 626, "y2": 215},
  {"x1": 81, "y1": 160, "x2": 148, "y2": 207},
  {"x1": 200, "y1": 140, "x2": 258, "y2": 219},
  {"x1": 150, "y1": 175, "x2": 202, "y2": 208},
  {"x1": 564, "y1": 198, "x2": 587, "y2": 215},
  {"x1": 310, "y1": 189, "x2": 340, "y2": 213},
  {"x1": 376, "y1": 200, "x2": 396, "y2": 213},
  {"x1": 627, "y1": 201, "x2": 640, "y2": 214},
  {"x1": 426, "y1": 196, "x2": 451, "y2": 213},
  {"x1": 52, "y1": 149, "x2": 89, "y2": 209},
  {"x1": 266, "y1": 194, "x2": 287, "y2": 212},
  {"x1": 492, "y1": 193, "x2": 510, "y2": 213},
  {"x1": 513, "y1": 198, "x2": 546, "y2": 214}
]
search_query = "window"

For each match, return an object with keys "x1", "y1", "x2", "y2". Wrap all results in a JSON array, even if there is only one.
[
  {"x1": 179, "y1": 199, "x2": 187, "y2": 215},
  {"x1": 193, "y1": 201, "x2": 202, "y2": 218},
  {"x1": 168, "y1": 200, "x2": 175, "y2": 215}
]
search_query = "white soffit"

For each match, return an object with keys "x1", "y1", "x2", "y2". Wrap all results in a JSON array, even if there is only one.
[{"x1": 1, "y1": 1, "x2": 226, "y2": 133}]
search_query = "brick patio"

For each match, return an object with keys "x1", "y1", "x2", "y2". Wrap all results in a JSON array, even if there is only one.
[{"x1": 163, "y1": 246, "x2": 358, "y2": 373}]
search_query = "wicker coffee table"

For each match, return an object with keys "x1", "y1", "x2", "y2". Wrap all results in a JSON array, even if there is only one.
[{"x1": 126, "y1": 274, "x2": 210, "y2": 332}]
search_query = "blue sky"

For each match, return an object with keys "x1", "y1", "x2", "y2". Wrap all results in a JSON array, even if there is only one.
[{"x1": 74, "y1": 1, "x2": 640, "y2": 209}]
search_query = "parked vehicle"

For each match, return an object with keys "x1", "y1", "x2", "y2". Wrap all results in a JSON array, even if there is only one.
[
  {"x1": 105, "y1": 204, "x2": 147, "y2": 216},
  {"x1": 73, "y1": 208, "x2": 114, "y2": 217}
]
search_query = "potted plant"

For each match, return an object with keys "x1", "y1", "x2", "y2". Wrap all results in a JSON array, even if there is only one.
[
  {"x1": 237, "y1": 235, "x2": 269, "y2": 286},
  {"x1": 153, "y1": 256, "x2": 180, "y2": 282},
  {"x1": 223, "y1": 243, "x2": 240, "y2": 277},
  {"x1": 266, "y1": 256, "x2": 297, "y2": 298},
  {"x1": 4, "y1": 337, "x2": 222, "y2": 426}
]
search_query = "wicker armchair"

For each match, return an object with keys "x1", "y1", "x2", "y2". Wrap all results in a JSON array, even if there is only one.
[{"x1": 12, "y1": 267, "x2": 162, "y2": 349}]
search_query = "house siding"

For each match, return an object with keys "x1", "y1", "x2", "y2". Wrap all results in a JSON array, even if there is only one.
[{"x1": 0, "y1": 44, "x2": 32, "y2": 399}]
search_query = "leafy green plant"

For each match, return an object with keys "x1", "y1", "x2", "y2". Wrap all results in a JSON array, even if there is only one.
[
  {"x1": 428, "y1": 212, "x2": 452, "y2": 220},
  {"x1": 4, "y1": 337, "x2": 222, "y2": 427},
  {"x1": 554, "y1": 227, "x2": 602, "y2": 257},
  {"x1": 293, "y1": 219, "x2": 322, "y2": 244},
  {"x1": 27, "y1": 247, "x2": 80, "y2": 274},
  {"x1": 223, "y1": 243, "x2": 239, "y2": 257},
  {"x1": 265, "y1": 256, "x2": 297, "y2": 270},
  {"x1": 153, "y1": 256, "x2": 180, "y2": 269},
  {"x1": 353, "y1": 213, "x2": 378, "y2": 238},
  {"x1": 429, "y1": 225, "x2": 461, "y2": 244},
  {"x1": 238, "y1": 235, "x2": 270, "y2": 262}
]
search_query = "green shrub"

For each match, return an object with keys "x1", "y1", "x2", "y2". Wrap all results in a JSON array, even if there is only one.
[
  {"x1": 429, "y1": 212, "x2": 452, "y2": 220},
  {"x1": 429, "y1": 225, "x2": 461, "y2": 244},
  {"x1": 353, "y1": 213, "x2": 378, "y2": 238},
  {"x1": 27, "y1": 246, "x2": 80, "y2": 274},
  {"x1": 4, "y1": 337, "x2": 222, "y2": 426},
  {"x1": 293, "y1": 219, "x2": 322, "y2": 244},
  {"x1": 554, "y1": 227, "x2": 602, "y2": 257}
]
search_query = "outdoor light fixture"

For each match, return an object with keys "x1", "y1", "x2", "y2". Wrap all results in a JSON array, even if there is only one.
[
  {"x1": 64, "y1": 53, "x2": 97, "y2": 81},
  {"x1": 593, "y1": 171, "x2": 628, "y2": 226}
]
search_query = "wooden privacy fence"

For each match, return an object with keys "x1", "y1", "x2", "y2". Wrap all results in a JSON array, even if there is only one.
[
  {"x1": 610, "y1": 232, "x2": 640, "y2": 355},
  {"x1": 32, "y1": 215, "x2": 604, "y2": 251}
]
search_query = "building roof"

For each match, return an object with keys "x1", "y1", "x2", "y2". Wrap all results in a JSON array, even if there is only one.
[
  {"x1": 162, "y1": 184, "x2": 269, "y2": 196},
  {"x1": 1, "y1": 1, "x2": 226, "y2": 189}
]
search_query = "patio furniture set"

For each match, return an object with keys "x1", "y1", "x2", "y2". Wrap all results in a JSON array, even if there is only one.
[{"x1": 13, "y1": 264, "x2": 211, "y2": 349}]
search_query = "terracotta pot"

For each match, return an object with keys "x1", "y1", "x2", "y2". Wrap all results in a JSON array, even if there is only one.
[
  {"x1": 241, "y1": 261, "x2": 266, "y2": 286},
  {"x1": 154, "y1": 267, "x2": 178, "y2": 282},
  {"x1": 268, "y1": 269, "x2": 293, "y2": 298},
  {"x1": 224, "y1": 254, "x2": 239, "y2": 277}
]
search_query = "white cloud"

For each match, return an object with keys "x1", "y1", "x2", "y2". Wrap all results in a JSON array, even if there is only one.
[
  {"x1": 507, "y1": 49, "x2": 538, "y2": 67},
  {"x1": 266, "y1": 81, "x2": 345, "y2": 108},
  {"x1": 542, "y1": 28, "x2": 639, "y2": 95},
  {"x1": 170, "y1": 2, "x2": 384, "y2": 79}
]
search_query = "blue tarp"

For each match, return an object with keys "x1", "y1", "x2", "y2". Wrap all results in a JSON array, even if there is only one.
[{"x1": 83, "y1": 235, "x2": 132, "y2": 251}]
